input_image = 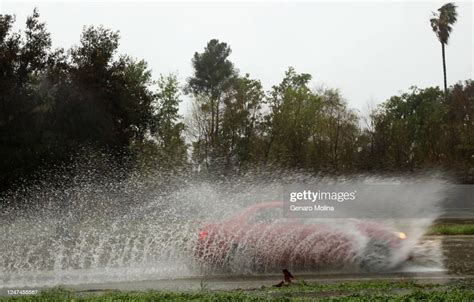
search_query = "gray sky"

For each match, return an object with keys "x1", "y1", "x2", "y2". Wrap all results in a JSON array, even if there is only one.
[{"x1": 2, "y1": 1, "x2": 472, "y2": 115}]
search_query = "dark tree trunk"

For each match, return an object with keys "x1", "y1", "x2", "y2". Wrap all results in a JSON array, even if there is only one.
[
  {"x1": 210, "y1": 99, "x2": 215, "y2": 140},
  {"x1": 442, "y1": 42, "x2": 447, "y2": 95},
  {"x1": 215, "y1": 100, "x2": 219, "y2": 141}
]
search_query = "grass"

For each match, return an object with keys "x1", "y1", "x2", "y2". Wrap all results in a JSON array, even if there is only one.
[
  {"x1": 2, "y1": 280, "x2": 474, "y2": 301},
  {"x1": 428, "y1": 224, "x2": 474, "y2": 235}
]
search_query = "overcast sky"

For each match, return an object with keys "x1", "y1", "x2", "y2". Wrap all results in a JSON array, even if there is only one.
[{"x1": 2, "y1": 1, "x2": 472, "y2": 115}]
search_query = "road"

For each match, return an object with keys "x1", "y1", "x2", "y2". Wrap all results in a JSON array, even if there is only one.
[
  {"x1": 1, "y1": 235, "x2": 472, "y2": 295},
  {"x1": 49, "y1": 236, "x2": 474, "y2": 293}
]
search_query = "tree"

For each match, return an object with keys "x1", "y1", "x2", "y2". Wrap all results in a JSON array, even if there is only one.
[
  {"x1": 430, "y1": 2, "x2": 458, "y2": 95},
  {"x1": 370, "y1": 87, "x2": 446, "y2": 170},
  {"x1": 264, "y1": 67, "x2": 322, "y2": 168},
  {"x1": 186, "y1": 40, "x2": 236, "y2": 142},
  {"x1": 186, "y1": 39, "x2": 238, "y2": 169},
  {"x1": 0, "y1": 9, "x2": 53, "y2": 190},
  {"x1": 317, "y1": 88, "x2": 359, "y2": 172},
  {"x1": 220, "y1": 74, "x2": 265, "y2": 170},
  {"x1": 0, "y1": 10, "x2": 180, "y2": 192},
  {"x1": 132, "y1": 74, "x2": 187, "y2": 172},
  {"x1": 444, "y1": 80, "x2": 474, "y2": 179},
  {"x1": 58, "y1": 26, "x2": 156, "y2": 152},
  {"x1": 153, "y1": 74, "x2": 187, "y2": 165}
]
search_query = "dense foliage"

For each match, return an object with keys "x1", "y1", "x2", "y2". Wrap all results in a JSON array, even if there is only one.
[
  {"x1": 0, "y1": 10, "x2": 472, "y2": 193},
  {"x1": 0, "y1": 10, "x2": 186, "y2": 190}
]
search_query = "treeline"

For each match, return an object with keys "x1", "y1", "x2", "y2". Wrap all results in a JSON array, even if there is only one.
[
  {"x1": 0, "y1": 11, "x2": 472, "y2": 192},
  {"x1": 0, "y1": 10, "x2": 186, "y2": 191},
  {"x1": 186, "y1": 40, "x2": 473, "y2": 179}
]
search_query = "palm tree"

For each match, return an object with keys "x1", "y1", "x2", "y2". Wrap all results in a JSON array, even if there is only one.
[{"x1": 430, "y1": 2, "x2": 458, "y2": 95}]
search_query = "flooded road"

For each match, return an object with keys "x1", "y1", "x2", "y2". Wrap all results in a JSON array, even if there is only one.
[
  {"x1": 3, "y1": 177, "x2": 471, "y2": 295},
  {"x1": 1, "y1": 235, "x2": 472, "y2": 295},
  {"x1": 3, "y1": 235, "x2": 469, "y2": 294},
  {"x1": 442, "y1": 235, "x2": 474, "y2": 275}
]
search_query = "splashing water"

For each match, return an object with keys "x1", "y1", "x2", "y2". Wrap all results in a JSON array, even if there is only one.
[{"x1": 0, "y1": 171, "x2": 447, "y2": 288}]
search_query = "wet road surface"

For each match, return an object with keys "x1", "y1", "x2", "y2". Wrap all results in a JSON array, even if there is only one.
[
  {"x1": 1, "y1": 235, "x2": 472, "y2": 295},
  {"x1": 49, "y1": 236, "x2": 474, "y2": 292},
  {"x1": 442, "y1": 235, "x2": 474, "y2": 275}
]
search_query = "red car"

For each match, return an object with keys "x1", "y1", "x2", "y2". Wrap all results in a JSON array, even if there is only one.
[{"x1": 194, "y1": 202, "x2": 410, "y2": 273}]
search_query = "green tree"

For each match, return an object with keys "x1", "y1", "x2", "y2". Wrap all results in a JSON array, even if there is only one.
[
  {"x1": 133, "y1": 74, "x2": 187, "y2": 172},
  {"x1": 316, "y1": 88, "x2": 360, "y2": 172},
  {"x1": 444, "y1": 80, "x2": 474, "y2": 180},
  {"x1": 430, "y1": 2, "x2": 458, "y2": 95},
  {"x1": 220, "y1": 74, "x2": 265, "y2": 170},
  {"x1": 0, "y1": 10, "x2": 179, "y2": 192},
  {"x1": 370, "y1": 87, "x2": 446, "y2": 170},
  {"x1": 264, "y1": 67, "x2": 322, "y2": 168},
  {"x1": 56, "y1": 26, "x2": 156, "y2": 153},
  {"x1": 186, "y1": 39, "x2": 237, "y2": 169},
  {"x1": 0, "y1": 9, "x2": 53, "y2": 190},
  {"x1": 153, "y1": 74, "x2": 187, "y2": 165}
]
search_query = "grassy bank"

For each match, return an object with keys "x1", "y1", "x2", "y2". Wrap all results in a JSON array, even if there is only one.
[
  {"x1": 2, "y1": 280, "x2": 474, "y2": 302},
  {"x1": 428, "y1": 224, "x2": 474, "y2": 235}
]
